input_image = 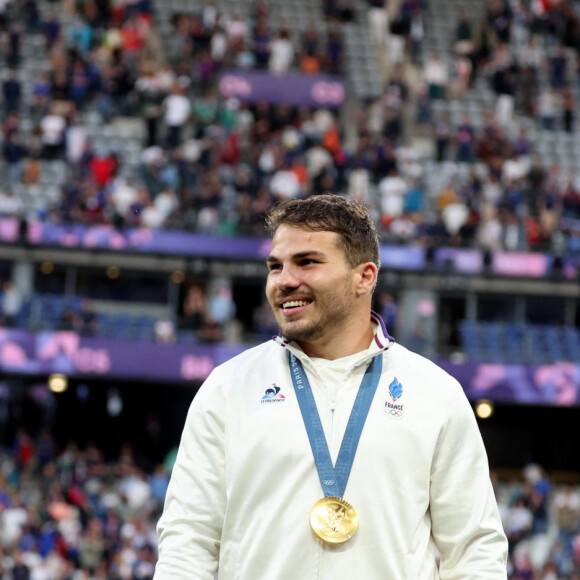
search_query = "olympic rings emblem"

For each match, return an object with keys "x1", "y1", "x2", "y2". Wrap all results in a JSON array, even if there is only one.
[
  {"x1": 323, "y1": 479, "x2": 335, "y2": 485},
  {"x1": 385, "y1": 409, "x2": 403, "y2": 417}
]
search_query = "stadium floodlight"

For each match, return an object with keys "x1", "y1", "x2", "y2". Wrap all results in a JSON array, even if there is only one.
[
  {"x1": 475, "y1": 399, "x2": 494, "y2": 420},
  {"x1": 48, "y1": 373, "x2": 68, "y2": 393}
]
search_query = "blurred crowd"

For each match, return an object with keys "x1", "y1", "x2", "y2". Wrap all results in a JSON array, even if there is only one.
[
  {"x1": 1, "y1": 428, "x2": 169, "y2": 579},
  {"x1": 3, "y1": 428, "x2": 580, "y2": 579},
  {"x1": 0, "y1": 0, "x2": 577, "y2": 258}
]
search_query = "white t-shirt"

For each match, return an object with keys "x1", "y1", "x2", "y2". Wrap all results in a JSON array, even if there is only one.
[
  {"x1": 379, "y1": 175, "x2": 408, "y2": 217},
  {"x1": 41, "y1": 114, "x2": 66, "y2": 145},
  {"x1": 270, "y1": 169, "x2": 300, "y2": 199},
  {"x1": 111, "y1": 178, "x2": 139, "y2": 214},
  {"x1": 66, "y1": 125, "x2": 87, "y2": 163},
  {"x1": 0, "y1": 192, "x2": 24, "y2": 217},
  {"x1": 269, "y1": 38, "x2": 294, "y2": 73},
  {"x1": 163, "y1": 94, "x2": 191, "y2": 127},
  {"x1": 141, "y1": 204, "x2": 165, "y2": 228}
]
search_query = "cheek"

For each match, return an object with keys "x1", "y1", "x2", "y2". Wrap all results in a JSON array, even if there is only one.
[{"x1": 265, "y1": 278, "x2": 277, "y2": 301}]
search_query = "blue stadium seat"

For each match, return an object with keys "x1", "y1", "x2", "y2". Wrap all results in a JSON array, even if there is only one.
[
  {"x1": 111, "y1": 314, "x2": 133, "y2": 340},
  {"x1": 480, "y1": 322, "x2": 504, "y2": 363},
  {"x1": 526, "y1": 325, "x2": 552, "y2": 365},
  {"x1": 177, "y1": 330, "x2": 197, "y2": 344},
  {"x1": 15, "y1": 300, "x2": 32, "y2": 329},
  {"x1": 503, "y1": 323, "x2": 525, "y2": 363},
  {"x1": 563, "y1": 327, "x2": 580, "y2": 362},
  {"x1": 132, "y1": 315, "x2": 156, "y2": 341},
  {"x1": 544, "y1": 325, "x2": 566, "y2": 363},
  {"x1": 458, "y1": 320, "x2": 483, "y2": 361}
]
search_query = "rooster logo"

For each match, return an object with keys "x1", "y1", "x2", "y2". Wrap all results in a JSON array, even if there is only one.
[{"x1": 262, "y1": 384, "x2": 285, "y2": 401}]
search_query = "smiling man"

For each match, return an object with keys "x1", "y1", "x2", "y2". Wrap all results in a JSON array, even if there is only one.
[
  {"x1": 265, "y1": 224, "x2": 375, "y2": 358},
  {"x1": 154, "y1": 194, "x2": 508, "y2": 580}
]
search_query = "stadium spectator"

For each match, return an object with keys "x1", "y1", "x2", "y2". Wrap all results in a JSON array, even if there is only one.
[
  {"x1": 367, "y1": 0, "x2": 388, "y2": 48},
  {"x1": 379, "y1": 167, "x2": 408, "y2": 219},
  {"x1": 548, "y1": 43, "x2": 569, "y2": 90},
  {"x1": 5, "y1": 21, "x2": 22, "y2": 69},
  {"x1": 178, "y1": 284, "x2": 207, "y2": 334},
  {"x1": 423, "y1": 53, "x2": 449, "y2": 100},
  {"x1": 325, "y1": 18, "x2": 345, "y2": 74},
  {"x1": 39, "y1": 104, "x2": 67, "y2": 160},
  {"x1": 0, "y1": 280, "x2": 22, "y2": 327},
  {"x1": 505, "y1": 496, "x2": 534, "y2": 546},
  {"x1": 454, "y1": 9, "x2": 474, "y2": 57},
  {"x1": 154, "y1": 318, "x2": 177, "y2": 344},
  {"x1": 161, "y1": 81, "x2": 191, "y2": 150},
  {"x1": 2, "y1": 71, "x2": 21, "y2": 117},
  {"x1": 268, "y1": 27, "x2": 294, "y2": 73},
  {"x1": 59, "y1": 308, "x2": 79, "y2": 331},
  {"x1": 11, "y1": 549, "x2": 30, "y2": 580},
  {"x1": 300, "y1": 22, "x2": 321, "y2": 74},
  {"x1": 42, "y1": 9, "x2": 61, "y2": 49},
  {"x1": 76, "y1": 300, "x2": 99, "y2": 336},
  {"x1": 555, "y1": 485, "x2": 580, "y2": 549},
  {"x1": 66, "y1": 15, "x2": 92, "y2": 56},
  {"x1": 2, "y1": 133, "x2": 26, "y2": 188},
  {"x1": 562, "y1": 86, "x2": 575, "y2": 132}
]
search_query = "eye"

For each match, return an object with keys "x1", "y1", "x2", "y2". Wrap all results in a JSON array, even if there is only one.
[
  {"x1": 267, "y1": 263, "x2": 281, "y2": 272},
  {"x1": 299, "y1": 259, "x2": 318, "y2": 266}
]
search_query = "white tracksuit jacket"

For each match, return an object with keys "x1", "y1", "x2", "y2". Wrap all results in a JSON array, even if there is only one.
[{"x1": 155, "y1": 318, "x2": 508, "y2": 580}]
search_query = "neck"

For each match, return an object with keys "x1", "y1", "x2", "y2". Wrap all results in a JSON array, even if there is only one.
[{"x1": 298, "y1": 320, "x2": 375, "y2": 360}]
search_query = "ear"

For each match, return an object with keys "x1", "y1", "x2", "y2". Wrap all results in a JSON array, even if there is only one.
[{"x1": 355, "y1": 262, "x2": 378, "y2": 297}]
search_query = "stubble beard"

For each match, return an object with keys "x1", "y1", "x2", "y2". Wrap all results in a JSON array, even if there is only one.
[{"x1": 274, "y1": 279, "x2": 354, "y2": 344}]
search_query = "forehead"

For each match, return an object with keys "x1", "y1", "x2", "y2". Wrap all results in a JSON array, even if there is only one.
[{"x1": 269, "y1": 225, "x2": 343, "y2": 258}]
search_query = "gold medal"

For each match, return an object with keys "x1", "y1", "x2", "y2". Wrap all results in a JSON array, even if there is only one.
[{"x1": 309, "y1": 497, "x2": 358, "y2": 544}]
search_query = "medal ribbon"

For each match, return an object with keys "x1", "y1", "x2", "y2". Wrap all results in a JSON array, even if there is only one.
[{"x1": 289, "y1": 352, "x2": 383, "y2": 498}]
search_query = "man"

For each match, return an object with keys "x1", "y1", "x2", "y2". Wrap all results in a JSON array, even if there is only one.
[
  {"x1": 162, "y1": 81, "x2": 191, "y2": 150},
  {"x1": 155, "y1": 194, "x2": 508, "y2": 579}
]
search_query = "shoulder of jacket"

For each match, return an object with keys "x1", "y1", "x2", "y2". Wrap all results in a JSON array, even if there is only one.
[
  {"x1": 208, "y1": 340, "x2": 286, "y2": 379},
  {"x1": 384, "y1": 343, "x2": 462, "y2": 394}
]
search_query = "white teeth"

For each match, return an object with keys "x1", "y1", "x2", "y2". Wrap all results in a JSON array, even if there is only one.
[{"x1": 282, "y1": 300, "x2": 309, "y2": 308}]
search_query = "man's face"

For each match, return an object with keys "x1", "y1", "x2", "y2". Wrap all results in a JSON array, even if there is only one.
[{"x1": 266, "y1": 225, "x2": 359, "y2": 347}]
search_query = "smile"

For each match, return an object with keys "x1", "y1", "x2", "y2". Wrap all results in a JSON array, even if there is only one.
[{"x1": 282, "y1": 300, "x2": 310, "y2": 309}]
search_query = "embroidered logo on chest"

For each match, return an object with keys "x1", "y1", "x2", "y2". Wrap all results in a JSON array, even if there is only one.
[
  {"x1": 385, "y1": 377, "x2": 404, "y2": 418},
  {"x1": 261, "y1": 383, "x2": 286, "y2": 403}
]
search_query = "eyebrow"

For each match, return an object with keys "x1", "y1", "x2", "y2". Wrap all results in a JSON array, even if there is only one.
[{"x1": 266, "y1": 251, "x2": 327, "y2": 264}]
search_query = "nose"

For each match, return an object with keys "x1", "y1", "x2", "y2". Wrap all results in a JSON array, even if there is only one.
[{"x1": 276, "y1": 264, "x2": 300, "y2": 290}]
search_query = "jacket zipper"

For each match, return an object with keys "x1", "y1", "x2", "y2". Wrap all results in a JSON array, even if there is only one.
[{"x1": 329, "y1": 399, "x2": 336, "y2": 446}]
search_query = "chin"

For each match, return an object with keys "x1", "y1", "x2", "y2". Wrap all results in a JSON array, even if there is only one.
[{"x1": 280, "y1": 322, "x2": 322, "y2": 344}]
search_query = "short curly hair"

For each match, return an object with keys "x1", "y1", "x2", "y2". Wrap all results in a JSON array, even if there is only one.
[{"x1": 266, "y1": 194, "x2": 380, "y2": 270}]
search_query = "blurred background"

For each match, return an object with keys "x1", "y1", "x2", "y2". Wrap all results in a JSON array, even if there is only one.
[{"x1": 0, "y1": 0, "x2": 580, "y2": 576}]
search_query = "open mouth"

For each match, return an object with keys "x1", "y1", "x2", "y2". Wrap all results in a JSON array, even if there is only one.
[
  {"x1": 280, "y1": 299, "x2": 312, "y2": 315},
  {"x1": 281, "y1": 300, "x2": 310, "y2": 309}
]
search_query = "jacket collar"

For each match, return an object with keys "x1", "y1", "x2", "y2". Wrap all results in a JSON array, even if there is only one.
[{"x1": 273, "y1": 311, "x2": 394, "y2": 369}]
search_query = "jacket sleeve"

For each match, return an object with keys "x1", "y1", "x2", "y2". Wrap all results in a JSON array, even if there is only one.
[
  {"x1": 154, "y1": 374, "x2": 226, "y2": 580},
  {"x1": 429, "y1": 377, "x2": 508, "y2": 580}
]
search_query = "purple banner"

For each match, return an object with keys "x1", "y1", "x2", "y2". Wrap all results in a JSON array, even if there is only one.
[
  {"x1": 24, "y1": 221, "x2": 424, "y2": 270},
  {"x1": 491, "y1": 251, "x2": 552, "y2": 278},
  {"x1": 380, "y1": 245, "x2": 426, "y2": 270},
  {"x1": 2, "y1": 328, "x2": 580, "y2": 407},
  {"x1": 563, "y1": 255, "x2": 580, "y2": 279},
  {"x1": 0, "y1": 219, "x2": 572, "y2": 279},
  {"x1": 0, "y1": 217, "x2": 20, "y2": 243},
  {"x1": 434, "y1": 248, "x2": 483, "y2": 274},
  {"x1": 445, "y1": 361, "x2": 580, "y2": 407},
  {"x1": 218, "y1": 69, "x2": 345, "y2": 108},
  {"x1": 26, "y1": 221, "x2": 273, "y2": 260},
  {"x1": 0, "y1": 328, "x2": 246, "y2": 382}
]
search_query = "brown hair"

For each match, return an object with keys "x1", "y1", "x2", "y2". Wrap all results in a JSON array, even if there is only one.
[{"x1": 266, "y1": 194, "x2": 381, "y2": 269}]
